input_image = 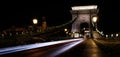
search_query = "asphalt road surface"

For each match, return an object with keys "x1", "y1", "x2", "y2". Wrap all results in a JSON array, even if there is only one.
[{"x1": 0, "y1": 38, "x2": 120, "y2": 57}]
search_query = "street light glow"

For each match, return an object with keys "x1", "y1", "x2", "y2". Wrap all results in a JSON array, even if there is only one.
[
  {"x1": 116, "y1": 34, "x2": 119, "y2": 37},
  {"x1": 64, "y1": 28, "x2": 67, "y2": 32},
  {"x1": 33, "y1": 19, "x2": 38, "y2": 24},
  {"x1": 111, "y1": 34, "x2": 113, "y2": 37},
  {"x1": 106, "y1": 35, "x2": 108, "y2": 38},
  {"x1": 92, "y1": 16, "x2": 98, "y2": 23}
]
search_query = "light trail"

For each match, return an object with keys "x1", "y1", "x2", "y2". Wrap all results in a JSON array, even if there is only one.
[
  {"x1": 0, "y1": 38, "x2": 83, "y2": 55},
  {"x1": 46, "y1": 38, "x2": 84, "y2": 57}
]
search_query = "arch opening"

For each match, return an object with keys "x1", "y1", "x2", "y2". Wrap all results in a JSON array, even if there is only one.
[{"x1": 80, "y1": 22, "x2": 90, "y2": 36}]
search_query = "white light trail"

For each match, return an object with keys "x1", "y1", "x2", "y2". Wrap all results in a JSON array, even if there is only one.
[
  {"x1": 0, "y1": 38, "x2": 82, "y2": 55},
  {"x1": 46, "y1": 38, "x2": 84, "y2": 57}
]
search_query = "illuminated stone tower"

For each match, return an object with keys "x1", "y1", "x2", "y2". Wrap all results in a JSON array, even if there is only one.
[{"x1": 71, "y1": 5, "x2": 99, "y2": 38}]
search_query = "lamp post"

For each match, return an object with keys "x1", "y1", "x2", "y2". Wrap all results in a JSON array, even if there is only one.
[
  {"x1": 92, "y1": 16, "x2": 98, "y2": 31},
  {"x1": 33, "y1": 19, "x2": 38, "y2": 32},
  {"x1": 33, "y1": 19, "x2": 38, "y2": 25}
]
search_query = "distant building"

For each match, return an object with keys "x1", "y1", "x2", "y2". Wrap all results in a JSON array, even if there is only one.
[{"x1": 41, "y1": 16, "x2": 47, "y2": 32}]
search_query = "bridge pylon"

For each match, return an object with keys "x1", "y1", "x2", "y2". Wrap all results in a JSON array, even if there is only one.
[{"x1": 70, "y1": 5, "x2": 99, "y2": 38}]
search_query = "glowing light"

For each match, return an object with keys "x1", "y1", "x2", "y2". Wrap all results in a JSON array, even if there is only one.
[
  {"x1": 72, "y1": 5, "x2": 97, "y2": 10},
  {"x1": 64, "y1": 28, "x2": 67, "y2": 32},
  {"x1": 66, "y1": 32, "x2": 68, "y2": 34},
  {"x1": 84, "y1": 30, "x2": 90, "y2": 33},
  {"x1": 111, "y1": 34, "x2": 113, "y2": 37},
  {"x1": 0, "y1": 39, "x2": 81, "y2": 55},
  {"x1": 73, "y1": 32, "x2": 75, "y2": 33},
  {"x1": 92, "y1": 16, "x2": 98, "y2": 23},
  {"x1": 116, "y1": 34, "x2": 119, "y2": 37},
  {"x1": 33, "y1": 19, "x2": 38, "y2": 24},
  {"x1": 74, "y1": 33, "x2": 79, "y2": 38},
  {"x1": 106, "y1": 35, "x2": 108, "y2": 38}
]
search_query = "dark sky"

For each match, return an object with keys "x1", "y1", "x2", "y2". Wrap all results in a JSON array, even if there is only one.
[{"x1": 0, "y1": 0, "x2": 119, "y2": 34}]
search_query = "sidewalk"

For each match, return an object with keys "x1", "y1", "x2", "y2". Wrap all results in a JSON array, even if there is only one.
[{"x1": 94, "y1": 39, "x2": 120, "y2": 44}]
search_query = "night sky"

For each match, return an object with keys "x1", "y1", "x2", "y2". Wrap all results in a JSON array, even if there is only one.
[{"x1": 0, "y1": 0, "x2": 120, "y2": 34}]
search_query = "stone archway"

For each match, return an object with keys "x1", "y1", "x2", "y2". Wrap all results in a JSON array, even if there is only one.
[
  {"x1": 70, "y1": 5, "x2": 98, "y2": 38},
  {"x1": 71, "y1": 14, "x2": 90, "y2": 33},
  {"x1": 80, "y1": 22, "x2": 89, "y2": 34}
]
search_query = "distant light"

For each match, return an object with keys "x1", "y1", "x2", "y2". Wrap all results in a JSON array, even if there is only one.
[
  {"x1": 92, "y1": 16, "x2": 98, "y2": 23},
  {"x1": 72, "y1": 5, "x2": 97, "y2": 10},
  {"x1": 111, "y1": 34, "x2": 113, "y2": 37},
  {"x1": 74, "y1": 33, "x2": 79, "y2": 38},
  {"x1": 84, "y1": 30, "x2": 89, "y2": 33},
  {"x1": 73, "y1": 32, "x2": 75, "y2": 33},
  {"x1": 66, "y1": 32, "x2": 68, "y2": 34},
  {"x1": 64, "y1": 28, "x2": 67, "y2": 32},
  {"x1": 33, "y1": 19, "x2": 38, "y2": 24},
  {"x1": 69, "y1": 33, "x2": 71, "y2": 35},
  {"x1": 106, "y1": 35, "x2": 108, "y2": 38},
  {"x1": 79, "y1": 34, "x2": 83, "y2": 37},
  {"x1": 116, "y1": 34, "x2": 119, "y2": 37}
]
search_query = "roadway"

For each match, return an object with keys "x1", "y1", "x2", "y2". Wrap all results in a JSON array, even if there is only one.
[
  {"x1": 0, "y1": 38, "x2": 84, "y2": 57},
  {"x1": 58, "y1": 38, "x2": 120, "y2": 57},
  {"x1": 0, "y1": 38, "x2": 120, "y2": 57}
]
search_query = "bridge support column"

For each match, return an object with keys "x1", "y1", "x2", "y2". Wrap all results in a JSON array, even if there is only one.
[{"x1": 71, "y1": 5, "x2": 99, "y2": 38}]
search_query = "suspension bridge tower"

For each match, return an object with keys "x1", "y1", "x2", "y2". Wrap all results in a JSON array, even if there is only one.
[{"x1": 71, "y1": 5, "x2": 99, "y2": 38}]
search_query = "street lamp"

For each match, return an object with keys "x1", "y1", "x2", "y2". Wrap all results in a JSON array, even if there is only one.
[
  {"x1": 92, "y1": 16, "x2": 98, "y2": 30},
  {"x1": 33, "y1": 19, "x2": 38, "y2": 24},
  {"x1": 92, "y1": 16, "x2": 97, "y2": 23},
  {"x1": 64, "y1": 28, "x2": 68, "y2": 32},
  {"x1": 32, "y1": 19, "x2": 38, "y2": 32}
]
